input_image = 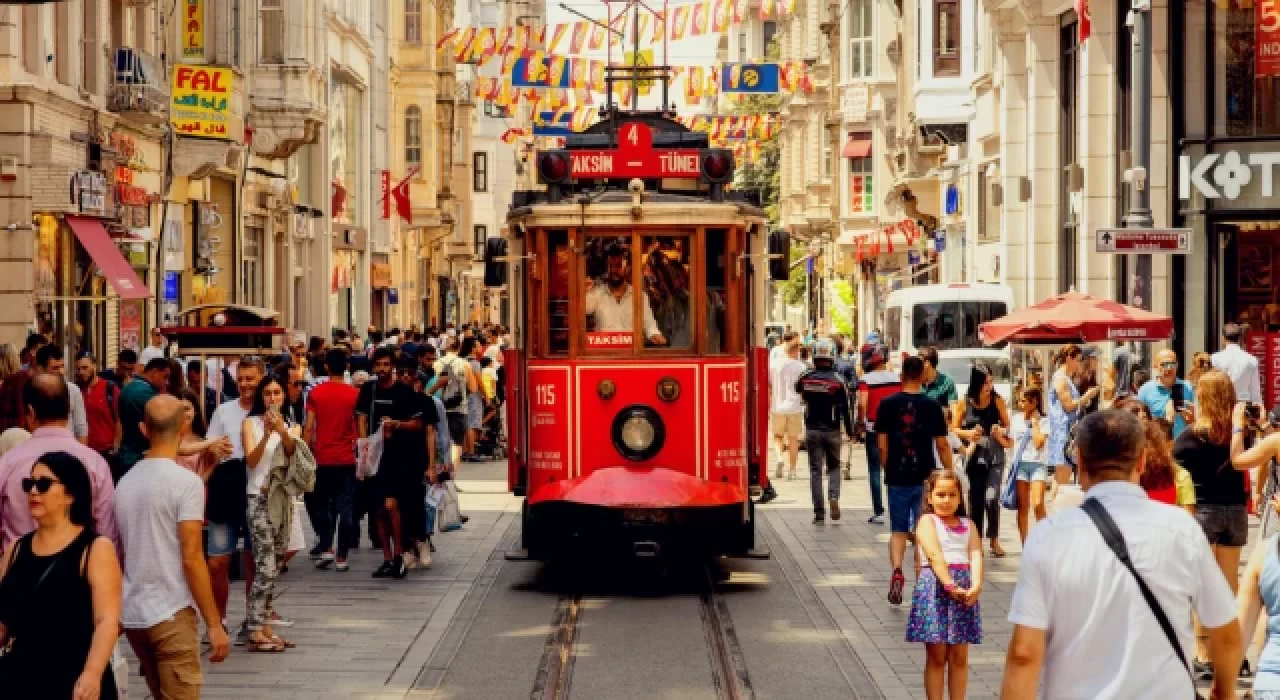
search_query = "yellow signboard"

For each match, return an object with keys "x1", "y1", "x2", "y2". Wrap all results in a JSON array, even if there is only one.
[
  {"x1": 181, "y1": 0, "x2": 205, "y2": 60},
  {"x1": 623, "y1": 49, "x2": 654, "y2": 95},
  {"x1": 170, "y1": 65, "x2": 235, "y2": 140}
]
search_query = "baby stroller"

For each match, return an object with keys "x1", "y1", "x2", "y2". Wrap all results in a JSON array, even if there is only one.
[{"x1": 473, "y1": 400, "x2": 508, "y2": 459}]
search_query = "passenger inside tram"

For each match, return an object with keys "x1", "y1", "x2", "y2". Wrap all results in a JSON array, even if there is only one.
[{"x1": 584, "y1": 241, "x2": 668, "y2": 345}]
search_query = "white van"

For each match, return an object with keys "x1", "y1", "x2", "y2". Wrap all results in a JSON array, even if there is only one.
[{"x1": 882, "y1": 284, "x2": 1014, "y2": 397}]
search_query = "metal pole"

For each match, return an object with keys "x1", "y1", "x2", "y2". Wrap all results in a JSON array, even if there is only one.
[{"x1": 1122, "y1": 0, "x2": 1153, "y2": 303}]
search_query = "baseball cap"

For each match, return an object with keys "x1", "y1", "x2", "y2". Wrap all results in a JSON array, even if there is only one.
[{"x1": 1080, "y1": 346, "x2": 1100, "y2": 360}]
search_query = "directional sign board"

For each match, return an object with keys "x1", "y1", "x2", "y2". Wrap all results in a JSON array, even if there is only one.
[
  {"x1": 566, "y1": 122, "x2": 703, "y2": 179},
  {"x1": 1095, "y1": 228, "x2": 1193, "y2": 255}
]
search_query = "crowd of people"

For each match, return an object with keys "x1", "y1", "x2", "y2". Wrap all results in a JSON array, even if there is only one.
[
  {"x1": 0, "y1": 322, "x2": 508, "y2": 699},
  {"x1": 768, "y1": 321, "x2": 1280, "y2": 699}
]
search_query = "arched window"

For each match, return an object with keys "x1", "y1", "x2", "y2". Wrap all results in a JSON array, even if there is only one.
[
  {"x1": 405, "y1": 106, "x2": 422, "y2": 168},
  {"x1": 405, "y1": 0, "x2": 422, "y2": 43}
]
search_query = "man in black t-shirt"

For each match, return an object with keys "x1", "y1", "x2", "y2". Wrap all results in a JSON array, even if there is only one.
[
  {"x1": 874, "y1": 355, "x2": 953, "y2": 605},
  {"x1": 356, "y1": 347, "x2": 435, "y2": 579}
]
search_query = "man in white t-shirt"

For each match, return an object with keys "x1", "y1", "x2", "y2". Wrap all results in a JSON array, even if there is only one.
[
  {"x1": 139, "y1": 327, "x2": 168, "y2": 366},
  {"x1": 1003, "y1": 409, "x2": 1242, "y2": 700},
  {"x1": 769, "y1": 335, "x2": 807, "y2": 481},
  {"x1": 116, "y1": 395, "x2": 229, "y2": 699}
]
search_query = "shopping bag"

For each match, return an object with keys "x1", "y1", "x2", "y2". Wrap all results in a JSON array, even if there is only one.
[
  {"x1": 356, "y1": 430, "x2": 384, "y2": 480},
  {"x1": 439, "y1": 480, "x2": 462, "y2": 532},
  {"x1": 1001, "y1": 431, "x2": 1031, "y2": 511},
  {"x1": 425, "y1": 483, "x2": 444, "y2": 534},
  {"x1": 112, "y1": 637, "x2": 130, "y2": 699}
]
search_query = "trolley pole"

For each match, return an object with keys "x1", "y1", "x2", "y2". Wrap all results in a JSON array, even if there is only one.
[{"x1": 1121, "y1": 0, "x2": 1153, "y2": 305}]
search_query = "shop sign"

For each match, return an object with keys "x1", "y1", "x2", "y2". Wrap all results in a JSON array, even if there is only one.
[
  {"x1": 1179, "y1": 151, "x2": 1280, "y2": 200},
  {"x1": 841, "y1": 84, "x2": 869, "y2": 123},
  {"x1": 170, "y1": 65, "x2": 233, "y2": 140},
  {"x1": 120, "y1": 300, "x2": 142, "y2": 351},
  {"x1": 71, "y1": 171, "x2": 108, "y2": 215},
  {"x1": 388, "y1": 288, "x2": 399, "y2": 305},
  {"x1": 1095, "y1": 228, "x2": 1193, "y2": 254},
  {"x1": 371, "y1": 263, "x2": 393, "y2": 289},
  {"x1": 1260, "y1": 0, "x2": 1280, "y2": 76},
  {"x1": 181, "y1": 0, "x2": 205, "y2": 61}
]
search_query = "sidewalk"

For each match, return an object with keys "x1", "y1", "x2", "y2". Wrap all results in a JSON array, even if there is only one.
[{"x1": 121, "y1": 463, "x2": 521, "y2": 700}]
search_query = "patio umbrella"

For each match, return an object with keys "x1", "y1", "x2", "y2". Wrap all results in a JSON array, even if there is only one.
[{"x1": 978, "y1": 290, "x2": 1174, "y2": 346}]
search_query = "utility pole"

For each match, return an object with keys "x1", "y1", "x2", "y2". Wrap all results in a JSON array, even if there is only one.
[{"x1": 1122, "y1": 0, "x2": 1153, "y2": 309}]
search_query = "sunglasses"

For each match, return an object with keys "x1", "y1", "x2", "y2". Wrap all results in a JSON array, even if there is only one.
[
  {"x1": 22, "y1": 477, "x2": 59, "y2": 494},
  {"x1": 1160, "y1": 362, "x2": 1177, "y2": 369}
]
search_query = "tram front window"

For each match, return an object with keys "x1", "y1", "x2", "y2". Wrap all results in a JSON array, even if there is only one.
[
  {"x1": 641, "y1": 236, "x2": 693, "y2": 349},
  {"x1": 584, "y1": 237, "x2": 666, "y2": 347}
]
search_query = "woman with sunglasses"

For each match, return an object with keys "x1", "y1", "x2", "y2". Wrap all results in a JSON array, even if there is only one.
[{"x1": 0, "y1": 451, "x2": 122, "y2": 699}]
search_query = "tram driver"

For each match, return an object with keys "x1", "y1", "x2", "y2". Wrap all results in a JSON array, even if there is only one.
[{"x1": 585, "y1": 244, "x2": 668, "y2": 346}]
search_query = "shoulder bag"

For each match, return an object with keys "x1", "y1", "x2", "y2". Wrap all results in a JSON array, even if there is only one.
[{"x1": 1081, "y1": 498, "x2": 1204, "y2": 700}]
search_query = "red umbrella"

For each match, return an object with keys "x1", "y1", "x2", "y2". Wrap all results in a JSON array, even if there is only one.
[{"x1": 978, "y1": 290, "x2": 1174, "y2": 346}]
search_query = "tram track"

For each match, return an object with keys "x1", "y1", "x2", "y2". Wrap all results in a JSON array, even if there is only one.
[{"x1": 530, "y1": 562, "x2": 755, "y2": 700}]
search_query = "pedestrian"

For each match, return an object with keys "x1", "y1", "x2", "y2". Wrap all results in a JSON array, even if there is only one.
[
  {"x1": 1138, "y1": 419, "x2": 1195, "y2": 513},
  {"x1": 1001, "y1": 409, "x2": 1243, "y2": 700},
  {"x1": 1073, "y1": 347, "x2": 1102, "y2": 415},
  {"x1": 1236, "y1": 494, "x2": 1280, "y2": 695},
  {"x1": 33, "y1": 345, "x2": 89, "y2": 445},
  {"x1": 875, "y1": 356, "x2": 954, "y2": 606},
  {"x1": 1099, "y1": 348, "x2": 1134, "y2": 410},
  {"x1": 98, "y1": 348, "x2": 136, "y2": 387},
  {"x1": 436, "y1": 338, "x2": 478, "y2": 466},
  {"x1": 907, "y1": 469, "x2": 982, "y2": 700},
  {"x1": 1008, "y1": 387, "x2": 1050, "y2": 543},
  {"x1": 856, "y1": 344, "x2": 900, "y2": 524},
  {"x1": 461, "y1": 337, "x2": 486, "y2": 462},
  {"x1": 75, "y1": 354, "x2": 121, "y2": 470},
  {"x1": 186, "y1": 359, "x2": 218, "y2": 432},
  {"x1": 0, "y1": 450, "x2": 122, "y2": 699},
  {"x1": 242, "y1": 375, "x2": 300, "y2": 652},
  {"x1": 203, "y1": 358, "x2": 263, "y2": 642},
  {"x1": 951, "y1": 364, "x2": 1011, "y2": 558},
  {"x1": 1046, "y1": 344, "x2": 1099, "y2": 486},
  {"x1": 0, "y1": 374, "x2": 118, "y2": 552},
  {"x1": 1137, "y1": 349, "x2": 1196, "y2": 438},
  {"x1": 395, "y1": 353, "x2": 435, "y2": 569},
  {"x1": 116, "y1": 358, "x2": 172, "y2": 478},
  {"x1": 919, "y1": 346, "x2": 958, "y2": 411},
  {"x1": 1188, "y1": 351, "x2": 1214, "y2": 390},
  {"x1": 1212, "y1": 321, "x2": 1262, "y2": 405},
  {"x1": 357, "y1": 347, "x2": 428, "y2": 579},
  {"x1": 116, "y1": 395, "x2": 229, "y2": 697},
  {"x1": 1172, "y1": 370, "x2": 1253, "y2": 677},
  {"x1": 304, "y1": 348, "x2": 360, "y2": 572},
  {"x1": 769, "y1": 336, "x2": 806, "y2": 481},
  {"x1": 138, "y1": 327, "x2": 168, "y2": 366},
  {"x1": 795, "y1": 340, "x2": 855, "y2": 524}
]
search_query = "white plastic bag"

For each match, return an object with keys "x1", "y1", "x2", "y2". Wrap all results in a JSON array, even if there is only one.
[
  {"x1": 112, "y1": 637, "x2": 130, "y2": 699},
  {"x1": 439, "y1": 480, "x2": 462, "y2": 531},
  {"x1": 356, "y1": 430, "x2": 384, "y2": 480}
]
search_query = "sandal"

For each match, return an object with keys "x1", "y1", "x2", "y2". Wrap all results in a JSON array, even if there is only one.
[
  {"x1": 990, "y1": 542, "x2": 1007, "y2": 558},
  {"x1": 247, "y1": 637, "x2": 286, "y2": 653},
  {"x1": 888, "y1": 568, "x2": 905, "y2": 605},
  {"x1": 269, "y1": 635, "x2": 297, "y2": 649}
]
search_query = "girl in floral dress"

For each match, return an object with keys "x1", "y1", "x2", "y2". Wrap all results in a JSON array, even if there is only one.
[{"x1": 907, "y1": 470, "x2": 984, "y2": 700}]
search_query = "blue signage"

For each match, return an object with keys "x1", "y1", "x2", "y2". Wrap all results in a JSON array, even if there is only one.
[
  {"x1": 163, "y1": 272, "x2": 179, "y2": 302},
  {"x1": 512, "y1": 56, "x2": 572, "y2": 88},
  {"x1": 934, "y1": 229, "x2": 946, "y2": 253},
  {"x1": 388, "y1": 288, "x2": 399, "y2": 305},
  {"x1": 533, "y1": 111, "x2": 574, "y2": 136},
  {"x1": 720, "y1": 63, "x2": 781, "y2": 94},
  {"x1": 907, "y1": 250, "x2": 921, "y2": 266}
]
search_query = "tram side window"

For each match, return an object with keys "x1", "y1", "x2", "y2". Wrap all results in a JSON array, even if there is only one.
[
  {"x1": 548, "y1": 230, "x2": 570, "y2": 354},
  {"x1": 582, "y1": 235, "x2": 649, "y2": 347},
  {"x1": 706, "y1": 229, "x2": 728, "y2": 354},
  {"x1": 642, "y1": 235, "x2": 694, "y2": 349}
]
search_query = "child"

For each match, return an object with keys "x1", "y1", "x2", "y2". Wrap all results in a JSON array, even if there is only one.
[{"x1": 906, "y1": 470, "x2": 983, "y2": 700}]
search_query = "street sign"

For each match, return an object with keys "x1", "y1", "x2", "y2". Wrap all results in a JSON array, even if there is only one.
[{"x1": 1095, "y1": 228, "x2": 1193, "y2": 254}]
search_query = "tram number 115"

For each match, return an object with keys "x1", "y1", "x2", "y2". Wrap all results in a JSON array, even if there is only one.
[
  {"x1": 719, "y1": 381, "x2": 741, "y2": 403},
  {"x1": 534, "y1": 384, "x2": 557, "y2": 406}
]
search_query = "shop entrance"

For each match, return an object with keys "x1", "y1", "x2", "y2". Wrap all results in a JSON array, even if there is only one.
[{"x1": 1217, "y1": 221, "x2": 1280, "y2": 333}]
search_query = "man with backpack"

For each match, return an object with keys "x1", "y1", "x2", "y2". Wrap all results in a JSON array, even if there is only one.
[
  {"x1": 76, "y1": 353, "x2": 121, "y2": 471},
  {"x1": 434, "y1": 338, "x2": 478, "y2": 466}
]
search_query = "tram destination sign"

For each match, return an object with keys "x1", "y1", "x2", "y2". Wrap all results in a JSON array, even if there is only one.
[
  {"x1": 567, "y1": 122, "x2": 702, "y2": 179},
  {"x1": 1095, "y1": 228, "x2": 1193, "y2": 255}
]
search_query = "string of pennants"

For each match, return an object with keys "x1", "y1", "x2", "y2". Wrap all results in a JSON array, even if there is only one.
[{"x1": 439, "y1": 0, "x2": 799, "y2": 62}]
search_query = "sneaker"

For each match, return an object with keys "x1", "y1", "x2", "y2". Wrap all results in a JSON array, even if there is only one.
[
  {"x1": 392, "y1": 555, "x2": 409, "y2": 579},
  {"x1": 308, "y1": 546, "x2": 325, "y2": 561},
  {"x1": 417, "y1": 541, "x2": 433, "y2": 568},
  {"x1": 460, "y1": 514, "x2": 470, "y2": 525},
  {"x1": 335, "y1": 558, "x2": 350, "y2": 572},
  {"x1": 829, "y1": 499, "x2": 841, "y2": 521},
  {"x1": 842, "y1": 467, "x2": 852, "y2": 481},
  {"x1": 1242, "y1": 659, "x2": 1253, "y2": 678},
  {"x1": 757, "y1": 487, "x2": 777, "y2": 504},
  {"x1": 813, "y1": 513, "x2": 825, "y2": 524},
  {"x1": 867, "y1": 513, "x2": 885, "y2": 525},
  {"x1": 315, "y1": 551, "x2": 335, "y2": 569},
  {"x1": 372, "y1": 560, "x2": 395, "y2": 578},
  {"x1": 234, "y1": 622, "x2": 251, "y2": 647},
  {"x1": 269, "y1": 612, "x2": 294, "y2": 627},
  {"x1": 888, "y1": 568, "x2": 905, "y2": 606},
  {"x1": 1193, "y1": 659, "x2": 1213, "y2": 681}
]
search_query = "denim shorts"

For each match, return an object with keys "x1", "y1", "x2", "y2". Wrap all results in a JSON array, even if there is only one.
[
  {"x1": 1013, "y1": 460, "x2": 1049, "y2": 483},
  {"x1": 888, "y1": 485, "x2": 924, "y2": 534},
  {"x1": 1195, "y1": 504, "x2": 1249, "y2": 547},
  {"x1": 204, "y1": 522, "x2": 239, "y2": 557}
]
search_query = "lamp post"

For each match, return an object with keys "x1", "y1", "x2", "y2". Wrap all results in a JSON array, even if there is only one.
[{"x1": 1122, "y1": 0, "x2": 1153, "y2": 308}]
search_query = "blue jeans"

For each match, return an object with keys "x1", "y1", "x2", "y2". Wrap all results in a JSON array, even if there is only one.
[
  {"x1": 304, "y1": 466, "x2": 358, "y2": 559},
  {"x1": 865, "y1": 432, "x2": 884, "y2": 516}
]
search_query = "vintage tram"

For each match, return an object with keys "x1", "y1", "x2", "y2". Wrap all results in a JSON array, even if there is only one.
[{"x1": 485, "y1": 108, "x2": 791, "y2": 559}]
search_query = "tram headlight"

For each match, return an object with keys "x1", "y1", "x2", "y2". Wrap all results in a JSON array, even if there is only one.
[{"x1": 611, "y1": 405, "x2": 666, "y2": 462}]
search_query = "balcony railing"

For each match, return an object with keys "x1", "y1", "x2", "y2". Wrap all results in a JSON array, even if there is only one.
[{"x1": 108, "y1": 48, "x2": 167, "y2": 123}]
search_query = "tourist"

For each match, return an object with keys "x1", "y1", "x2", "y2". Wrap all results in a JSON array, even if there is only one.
[
  {"x1": 857, "y1": 344, "x2": 900, "y2": 524},
  {"x1": 304, "y1": 348, "x2": 360, "y2": 572},
  {"x1": 1046, "y1": 344, "x2": 1099, "y2": 486},
  {"x1": 1137, "y1": 349, "x2": 1196, "y2": 438},
  {"x1": 951, "y1": 364, "x2": 1011, "y2": 557},
  {"x1": 795, "y1": 339, "x2": 855, "y2": 524},
  {"x1": 1009, "y1": 387, "x2": 1050, "y2": 543}
]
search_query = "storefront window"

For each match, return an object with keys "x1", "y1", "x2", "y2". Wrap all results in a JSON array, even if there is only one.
[{"x1": 1216, "y1": 0, "x2": 1280, "y2": 136}]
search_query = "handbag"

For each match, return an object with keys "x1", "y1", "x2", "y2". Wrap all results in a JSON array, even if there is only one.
[
  {"x1": 439, "y1": 480, "x2": 462, "y2": 532},
  {"x1": 1000, "y1": 430, "x2": 1029, "y2": 511},
  {"x1": 1081, "y1": 498, "x2": 1204, "y2": 700}
]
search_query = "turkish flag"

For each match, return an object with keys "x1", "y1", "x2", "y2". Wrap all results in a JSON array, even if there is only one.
[
  {"x1": 392, "y1": 175, "x2": 413, "y2": 224},
  {"x1": 331, "y1": 182, "x2": 346, "y2": 218}
]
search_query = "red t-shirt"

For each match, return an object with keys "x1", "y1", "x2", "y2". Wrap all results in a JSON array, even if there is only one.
[
  {"x1": 84, "y1": 379, "x2": 117, "y2": 453},
  {"x1": 306, "y1": 381, "x2": 359, "y2": 466}
]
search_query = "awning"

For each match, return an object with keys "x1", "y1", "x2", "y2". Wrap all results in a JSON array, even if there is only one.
[
  {"x1": 66, "y1": 216, "x2": 150, "y2": 300},
  {"x1": 842, "y1": 136, "x2": 872, "y2": 159}
]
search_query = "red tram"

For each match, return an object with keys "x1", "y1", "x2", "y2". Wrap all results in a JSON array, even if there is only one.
[{"x1": 485, "y1": 110, "x2": 791, "y2": 559}]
